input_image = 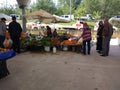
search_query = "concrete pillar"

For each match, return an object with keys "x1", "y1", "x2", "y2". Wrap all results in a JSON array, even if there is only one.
[{"x1": 22, "y1": 7, "x2": 26, "y2": 32}]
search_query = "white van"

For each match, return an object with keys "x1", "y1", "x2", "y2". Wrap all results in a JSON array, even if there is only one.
[{"x1": 10, "y1": 14, "x2": 20, "y2": 20}]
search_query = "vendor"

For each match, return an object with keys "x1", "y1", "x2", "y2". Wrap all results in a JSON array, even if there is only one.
[
  {"x1": 46, "y1": 26, "x2": 52, "y2": 37},
  {"x1": 52, "y1": 29, "x2": 58, "y2": 38}
]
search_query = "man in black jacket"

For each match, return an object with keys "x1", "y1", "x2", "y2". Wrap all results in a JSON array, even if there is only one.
[{"x1": 8, "y1": 16, "x2": 22, "y2": 53}]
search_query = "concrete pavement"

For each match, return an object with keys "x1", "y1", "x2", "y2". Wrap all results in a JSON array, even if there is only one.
[{"x1": 0, "y1": 45, "x2": 120, "y2": 90}]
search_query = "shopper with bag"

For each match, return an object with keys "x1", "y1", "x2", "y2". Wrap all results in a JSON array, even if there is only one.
[
  {"x1": 79, "y1": 23, "x2": 92, "y2": 55},
  {"x1": 8, "y1": 16, "x2": 22, "y2": 53}
]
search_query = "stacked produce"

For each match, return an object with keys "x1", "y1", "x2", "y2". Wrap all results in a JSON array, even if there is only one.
[
  {"x1": 20, "y1": 33, "x2": 83, "y2": 51},
  {"x1": 51, "y1": 38, "x2": 60, "y2": 45},
  {"x1": 61, "y1": 39, "x2": 77, "y2": 45},
  {"x1": 0, "y1": 48, "x2": 9, "y2": 52}
]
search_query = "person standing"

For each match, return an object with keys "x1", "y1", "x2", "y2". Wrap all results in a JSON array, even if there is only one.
[
  {"x1": 46, "y1": 26, "x2": 52, "y2": 37},
  {"x1": 0, "y1": 18, "x2": 6, "y2": 48},
  {"x1": 101, "y1": 18, "x2": 113, "y2": 56},
  {"x1": 52, "y1": 29, "x2": 58, "y2": 38},
  {"x1": 96, "y1": 21, "x2": 104, "y2": 54},
  {"x1": 8, "y1": 16, "x2": 22, "y2": 53},
  {"x1": 80, "y1": 23, "x2": 92, "y2": 55}
]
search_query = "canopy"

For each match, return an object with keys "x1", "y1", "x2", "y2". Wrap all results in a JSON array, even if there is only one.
[
  {"x1": 25, "y1": 9, "x2": 57, "y2": 24},
  {"x1": 0, "y1": 13, "x2": 12, "y2": 21}
]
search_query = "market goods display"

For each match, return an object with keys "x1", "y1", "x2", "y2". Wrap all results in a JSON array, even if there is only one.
[
  {"x1": 61, "y1": 39, "x2": 77, "y2": 45},
  {"x1": 20, "y1": 33, "x2": 83, "y2": 52},
  {"x1": 51, "y1": 38, "x2": 60, "y2": 45},
  {"x1": 40, "y1": 37, "x2": 51, "y2": 46},
  {"x1": 20, "y1": 32, "x2": 27, "y2": 39},
  {"x1": 0, "y1": 48, "x2": 9, "y2": 52}
]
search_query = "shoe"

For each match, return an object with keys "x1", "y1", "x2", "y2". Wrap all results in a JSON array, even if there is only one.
[
  {"x1": 83, "y1": 53, "x2": 86, "y2": 55},
  {"x1": 100, "y1": 54, "x2": 106, "y2": 57},
  {"x1": 97, "y1": 51, "x2": 102, "y2": 54},
  {"x1": 88, "y1": 53, "x2": 90, "y2": 55}
]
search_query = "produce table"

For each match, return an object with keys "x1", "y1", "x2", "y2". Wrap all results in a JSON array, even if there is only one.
[
  {"x1": 0, "y1": 50, "x2": 16, "y2": 79},
  {"x1": 61, "y1": 44, "x2": 82, "y2": 53}
]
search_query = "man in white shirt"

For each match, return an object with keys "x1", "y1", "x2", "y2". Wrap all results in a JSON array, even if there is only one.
[{"x1": 0, "y1": 18, "x2": 6, "y2": 48}]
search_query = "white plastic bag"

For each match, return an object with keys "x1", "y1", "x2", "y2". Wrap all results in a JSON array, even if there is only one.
[
  {"x1": 77, "y1": 38, "x2": 83, "y2": 45},
  {"x1": 3, "y1": 38, "x2": 13, "y2": 48}
]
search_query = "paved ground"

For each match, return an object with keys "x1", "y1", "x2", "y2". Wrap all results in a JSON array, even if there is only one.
[{"x1": 0, "y1": 44, "x2": 120, "y2": 90}]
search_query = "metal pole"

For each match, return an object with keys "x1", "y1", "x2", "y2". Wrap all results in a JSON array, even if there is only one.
[
  {"x1": 70, "y1": 0, "x2": 71, "y2": 20},
  {"x1": 22, "y1": 7, "x2": 26, "y2": 32}
]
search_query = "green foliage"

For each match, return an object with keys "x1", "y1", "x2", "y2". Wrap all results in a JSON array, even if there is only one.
[
  {"x1": 58, "y1": 0, "x2": 82, "y2": 15},
  {"x1": 74, "y1": 5, "x2": 85, "y2": 17},
  {"x1": 100, "y1": 0, "x2": 120, "y2": 18},
  {"x1": 93, "y1": 11, "x2": 101, "y2": 20},
  {"x1": 74, "y1": 0, "x2": 120, "y2": 19},
  {"x1": 1, "y1": 0, "x2": 120, "y2": 21},
  {"x1": 40, "y1": 37, "x2": 51, "y2": 46},
  {"x1": 87, "y1": 21, "x2": 95, "y2": 30},
  {"x1": 31, "y1": 0, "x2": 57, "y2": 14}
]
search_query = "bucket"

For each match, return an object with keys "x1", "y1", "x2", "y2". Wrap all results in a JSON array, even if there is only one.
[
  {"x1": 44, "y1": 46, "x2": 50, "y2": 52},
  {"x1": 53, "y1": 47, "x2": 56, "y2": 53},
  {"x1": 63, "y1": 46, "x2": 68, "y2": 51}
]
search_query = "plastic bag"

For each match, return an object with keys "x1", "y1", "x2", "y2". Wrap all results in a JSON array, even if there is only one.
[
  {"x1": 3, "y1": 38, "x2": 13, "y2": 49},
  {"x1": 77, "y1": 38, "x2": 83, "y2": 45}
]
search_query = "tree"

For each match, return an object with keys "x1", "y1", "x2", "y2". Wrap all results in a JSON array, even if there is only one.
[
  {"x1": 76, "y1": 0, "x2": 120, "y2": 19},
  {"x1": 0, "y1": 6, "x2": 21, "y2": 16},
  {"x1": 58, "y1": 0, "x2": 82, "y2": 15},
  {"x1": 31, "y1": 0, "x2": 57, "y2": 14},
  {"x1": 100, "y1": 0, "x2": 120, "y2": 18}
]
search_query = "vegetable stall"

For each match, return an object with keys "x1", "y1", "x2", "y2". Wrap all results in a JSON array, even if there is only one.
[{"x1": 20, "y1": 32, "x2": 83, "y2": 53}]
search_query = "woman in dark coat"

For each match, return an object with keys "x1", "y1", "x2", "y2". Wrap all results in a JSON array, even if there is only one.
[{"x1": 96, "y1": 21, "x2": 104, "y2": 53}]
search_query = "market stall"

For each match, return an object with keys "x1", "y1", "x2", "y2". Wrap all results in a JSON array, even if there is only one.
[
  {"x1": 0, "y1": 49, "x2": 16, "y2": 79},
  {"x1": 20, "y1": 32, "x2": 83, "y2": 53}
]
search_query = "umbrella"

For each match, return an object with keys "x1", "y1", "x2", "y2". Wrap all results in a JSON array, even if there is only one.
[
  {"x1": 25, "y1": 9, "x2": 57, "y2": 24},
  {"x1": 0, "y1": 13, "x2": 12, "y2": 21}
]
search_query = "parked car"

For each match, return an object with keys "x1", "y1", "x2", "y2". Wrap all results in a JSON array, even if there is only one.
[
  {"x1": 60, "y1": 15, "x2": 74, "y2": 21},
  {"x1": 109, "y1": 15, "x2": 120, "y2": 28},
  {"x1": 80, "y1": 14, "x2": 94, "y2": 21},
  {"x1": 110, "y1": 15, "x2": 120, "y2": 19},
  {"x1": 26, "y1": 20, "x2": 46, "y2": 30},
  {"x1": 72, "y1": 21, "x2": 84, "y2": 30}
]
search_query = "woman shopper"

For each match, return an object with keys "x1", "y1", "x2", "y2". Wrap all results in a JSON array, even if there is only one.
[
  {"x1": 80, "y1": 23, "x2": 92, "y2": 55},
  {"x1": 96, "y1": 21, "x2": 104, "y2": 54}
]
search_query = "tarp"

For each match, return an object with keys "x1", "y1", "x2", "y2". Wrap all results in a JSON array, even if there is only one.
[
  {"x1": 0, "y1": 50, "x2": 16, "y2": 60},
  {"x1": 25, "y1": 9, "x2": 57, "y2": 24}
]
